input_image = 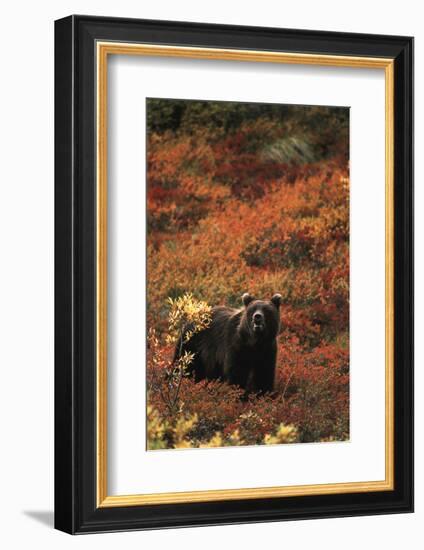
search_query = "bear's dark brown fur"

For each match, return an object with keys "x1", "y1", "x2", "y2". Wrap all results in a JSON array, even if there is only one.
[{"x1": 174, "y1": 293, "x2": 282, "y2": 394}]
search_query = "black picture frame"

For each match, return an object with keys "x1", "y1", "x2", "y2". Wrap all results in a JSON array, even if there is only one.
[{"x1": 55, "y1": 15, "x2": 414, "y2": 534}]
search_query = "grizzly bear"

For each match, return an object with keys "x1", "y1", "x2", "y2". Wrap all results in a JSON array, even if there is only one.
[{"x1": 174, "y1": 293, "x2": 282, "y2": 394}]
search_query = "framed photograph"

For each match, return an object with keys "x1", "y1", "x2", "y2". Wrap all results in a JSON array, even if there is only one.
[{"x1": 54, "y1": 15, "x2": 413, "y2": 534}]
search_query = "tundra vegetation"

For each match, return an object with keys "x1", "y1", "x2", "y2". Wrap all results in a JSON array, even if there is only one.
[{"x1": 146, "y1": 99, "x2": 349, "y2": 450}]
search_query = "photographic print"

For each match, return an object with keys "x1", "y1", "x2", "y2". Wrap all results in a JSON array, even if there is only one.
[{"x1": 146, "y1": 98, "x2": 350, "y2": 450}]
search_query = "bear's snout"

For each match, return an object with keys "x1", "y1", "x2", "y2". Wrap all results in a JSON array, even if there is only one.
[
  {"x1": 253, "y1": 311, "x2": 264, "y2": 323},
  {"x1": 252, "y1": 310, "x2": 265, "y2": 332}
]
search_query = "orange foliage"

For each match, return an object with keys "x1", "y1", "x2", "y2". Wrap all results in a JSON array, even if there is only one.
[{"x1": 146, "y1": 118, "x2": 349, "y2": 446}]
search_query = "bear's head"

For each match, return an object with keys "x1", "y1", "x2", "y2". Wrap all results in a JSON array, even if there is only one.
[{"x1": 240, "y1": 293, "x2": 282, "y2": 341}]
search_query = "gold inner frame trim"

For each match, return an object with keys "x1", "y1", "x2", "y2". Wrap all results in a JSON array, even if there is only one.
[{"x1": 96, "y1": 41, "x2": 395, "y2": 508}]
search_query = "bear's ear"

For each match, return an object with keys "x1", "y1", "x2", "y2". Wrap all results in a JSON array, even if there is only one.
[
  {"x1": 242, "y1": 293, "x2": 254, "y2": 307},
  {"x1": 271, "y1": 293, "x2": 282, "y2": 309}
]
